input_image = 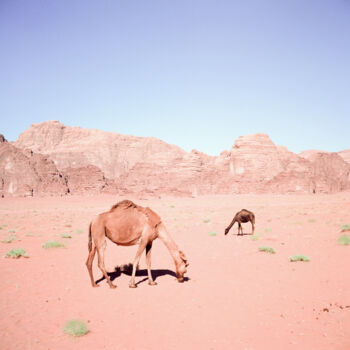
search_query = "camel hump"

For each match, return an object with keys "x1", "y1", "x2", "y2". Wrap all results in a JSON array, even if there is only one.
[{"x1": 110, "y1": 200, "x2": 137, "y2": 211}]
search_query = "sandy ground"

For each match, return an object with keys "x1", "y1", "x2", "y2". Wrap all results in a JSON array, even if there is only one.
[{"x1": 0, "y1": 193, "x2": 349, "y2": 350}]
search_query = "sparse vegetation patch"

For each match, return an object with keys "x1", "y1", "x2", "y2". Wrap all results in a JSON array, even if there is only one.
[
  {"x1": 251, "y1": 233, "x2": 260, "y2": 241},
  {"x1": 259, "y1": 246, "x2": 275, "y2": 254},
  {"x1": 42, "y1": 241, "x2": 65, "y2": 249},
  {"x1": 337, "y1": 234, "x2": 350, "y2": 246},
  {"x1": 208, "y1": 232, "x2": 217, "y2": 236},
  {"x1": 61, "y1": 233, "x2": 72, "y2": 239},
  {"x1": 5, "y1": 248, "x2": 28, "y2": 258},
  {"x1": 289, "y1": 255, "x2": 310, "y2": 262},
  {"x1": 1, "y1": 234, "x2": 18, "y2": 243},
  {"x1": 63, "y1": 320, "x2": 88, "y2": 337}
]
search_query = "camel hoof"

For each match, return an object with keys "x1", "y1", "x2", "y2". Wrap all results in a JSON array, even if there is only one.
[
  {"x1": 148, "y1": 281, "x2": 157, "y2": 286},
  {"x1": 129, "y1": 283, "x2": 137, "y2": 288},
  {"x1": 109, "y1": 284, "x2": 117, "y2": 289},
  {"x1": 92, "y1": 283, "x2": 100, "y2": 288}
]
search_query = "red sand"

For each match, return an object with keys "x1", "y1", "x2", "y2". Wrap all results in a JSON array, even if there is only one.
[{"x1": 0, "y1": 193, "x2": 349, "y2": 350}]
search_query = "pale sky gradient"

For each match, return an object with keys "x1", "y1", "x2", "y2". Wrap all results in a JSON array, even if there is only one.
[{"x1": 1, "y1": 0, "x2": 349, "y2": 155}]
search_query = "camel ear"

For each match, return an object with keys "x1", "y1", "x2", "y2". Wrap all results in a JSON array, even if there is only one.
[{"x1": 179, "y1": 250, "x2": 189, "y2": 266}]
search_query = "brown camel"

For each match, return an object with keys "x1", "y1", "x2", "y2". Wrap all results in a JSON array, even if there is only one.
[
  {"x1": 86, "y1": 200, "x2": 189, "y2": 288},
  {"x1": 224, "y1": 209, "x2": 255, "y2": 236}
]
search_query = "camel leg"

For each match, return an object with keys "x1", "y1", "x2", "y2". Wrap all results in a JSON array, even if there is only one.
[
  {"x1": 86, "y1": 244, "x2": 98, "y2": 287},
  {"x1": 146, "y1": 242, "x2": 157, "y2": 286},
  {"x1": 97, "y1": 240, "x2": 116, "y2": 289},
  {"x1": 238, "y1": 222, "x2": 242, "y2": 235},
  {"x1": 251, "y1": 221, "x2": 255, "y2": 235},
  {"x1": 129, "y1": 239, "x2": 148, "y2": 288}
]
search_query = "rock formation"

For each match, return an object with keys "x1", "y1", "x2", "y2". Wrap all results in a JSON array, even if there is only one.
[
  {"x1": 0, "y1": 134, "x2": 68, "y2": 197},
  {"x1": 3, "y1": 121, "x2": 349, "y2": 197}
]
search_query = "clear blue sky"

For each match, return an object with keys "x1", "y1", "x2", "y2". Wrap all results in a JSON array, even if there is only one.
[{"x1": 1, "y1": 0, "x2": 349, "y2": 155}]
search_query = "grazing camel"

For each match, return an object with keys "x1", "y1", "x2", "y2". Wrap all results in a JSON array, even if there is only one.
[
  {"x1": 86, "y1": 200, "x2": 189, "y2": 288},
  {"x1": 224, "y1": 209, "x2": 255, "y2": 236}
]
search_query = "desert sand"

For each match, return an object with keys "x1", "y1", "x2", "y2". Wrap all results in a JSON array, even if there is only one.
[{"x1": 0, "y1": 193, "x2": 349, "y2": 350}]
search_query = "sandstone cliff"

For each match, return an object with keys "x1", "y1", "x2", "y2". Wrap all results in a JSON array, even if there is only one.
[
  {"x1": 0, "y1": 134, "x2": 68, "y2": 197},
  {"x1": 6, "y1": 121, "x2": 350, "y2": 196}
]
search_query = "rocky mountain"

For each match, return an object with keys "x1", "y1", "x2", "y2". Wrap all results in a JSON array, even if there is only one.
[
  {"x1": 0, "y1": 134, "x2": 67, "y2": 197},
  {"x1": 2, "y1": 120, "x2": 349, "y2": 197}
]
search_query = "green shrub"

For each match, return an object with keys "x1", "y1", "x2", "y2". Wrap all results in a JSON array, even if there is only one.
[
  {"x1": 308, "y1": 219, "x2": 315, "y2": 223},
  {"x1": 203, "y1": 219, "x2": 210, "y2": 223},
  {"x1": 74, "y1": 230, "x2": 83, "y2": 234},
  {"x1": 289, "y1": 255, "x2": 310, "y2": 262},
  {"x1": 5, "y1": 248, "x2": 28, "y2": 258},
  {"x1": 63, "y1": 320, "x2": 88, "y2": 337},
  {"x1": 337, "y1": 234, "x2": 350, "y2": 246},
  {"x1": 340, "y1": 224, "x2": 350, "y2": 231},
  {"x1": 264, "y1": 228, "x2": 272, "y2": 233},
  {"x1": 259, "y1": 246, "x2": 275, "y2": 254},
  {"x1": 42, "y1": 241, "x2": 65, "y2": 249},
  {"x1": 61, "y1": 233, "x2": 72, "y2": 239},
  {"x1": 208, "y1": 232, "x2": 217, "y2": 236}
]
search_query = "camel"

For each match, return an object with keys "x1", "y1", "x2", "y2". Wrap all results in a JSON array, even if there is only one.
[
  {"x1": 86, "y1": 200, "x2": 188, "y2": 288},
  {"x1": 224, "y1": 209, "x2": 255, "y2": 236}
]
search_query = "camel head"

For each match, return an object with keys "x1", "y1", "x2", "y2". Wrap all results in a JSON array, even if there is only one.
[{"x1": 176, "y1": 250, "x2": 189, "y2": 283}]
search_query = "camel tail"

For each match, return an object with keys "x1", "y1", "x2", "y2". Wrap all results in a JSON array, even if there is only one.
[{"x1": 88, "y1": 222, "x2": 92, "y2": 252}]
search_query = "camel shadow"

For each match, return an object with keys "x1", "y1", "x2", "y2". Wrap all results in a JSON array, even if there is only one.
[
  {"x1": 236, "y1": 232, "x2": 253, "y2": 236},
  {"x1": 95, "y1": 263, "x2": 190, "y2": 286}
]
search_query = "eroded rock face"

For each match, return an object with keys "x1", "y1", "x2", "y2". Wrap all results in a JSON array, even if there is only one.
[
  {"x1": 11, "y1": 121, "x2": 350, "y2": 196},
  {"x1": 0, "y1": 140, "x2": 68, "y2": 197},
  {"x1": 15, "y1": 120, "x2": 186, "y2": 179},
  {"x1": 62, "y1": 165, "x2": 118, "y2": 195}
]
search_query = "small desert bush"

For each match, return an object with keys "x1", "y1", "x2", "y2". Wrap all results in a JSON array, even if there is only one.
[
  {"x1": 308, "y1": 219, "x2": 316, "y2": 223},
  {"x1": 208, "y1": 232, "x2": 217, "y2": 236},
  {"x1": 259, "y1": 246, "x2": 275, "y2": 254},
  {"x1": 74, "y1": 230, "x2": 83, "y2": 234},
  {"x1": 8, "y1": 229, "x2": 16, "y2": 233},
  {"x1": 337, "y1": 234, "x2": 350, "y2": 246},
  {"x1": 25, "y1": 232, "x2": 34, "y2": 237},
  {"x1": 61, "y1": 233, "x2": 72, "y2": 239},
  {"x1": 203, "y1": 219, "x2": 210, "y2": 223},
  {"x1": 340, "y1": 224, "x2": 350, "y2": 231},
  {"x1": 63, "y1": 320, "x2": 88, "y2": 337},
  {"x1": 264, "y1": 228, "x2": 272, "y2": 233},
  {"x1": 5, "y1": 248, "x2": 28, "y2": 258},
  {"x1": 289, "y1": 255, "x2": 310, "y2": 262},
  {"x1": 42, "y1": 241, "x2": 65, "y2": 249},
  {"x1": 1, "y1": 234, "x2": 18, "y2": 243}
]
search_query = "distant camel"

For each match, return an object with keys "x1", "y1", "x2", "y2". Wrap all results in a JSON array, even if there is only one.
[
  {"x1": 224, "y1": 209, "x2": 255, "y2": 236},
  {"x1": 86, "y1": 200, "x2": 188, "y2": 288}
]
